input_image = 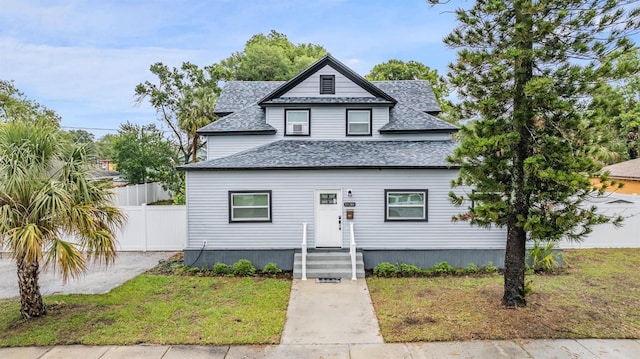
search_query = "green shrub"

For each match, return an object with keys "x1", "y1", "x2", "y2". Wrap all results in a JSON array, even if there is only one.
[
  {"x1": 212, "y1": 262, "x2": 231, "y2": 276},
  {"x1": 262, "y1": 262, "x2": 282, "y2": 275},
  {"x1": 528, "y1": 239, "x2": 562, "y2": 273},
  {"x1": 373, "y1": 262, "x2": 399, "y2": 277},
  {"x1": 398, "y1": 262, "x2": 422, "y2": 277},
  {"x1": 431, "y1": 261, "x2": 455, "y2": 274},
  {"x1": 232, "y1": 259, "x2": 256, "y2": 276},
  {"x1": 464, "y1": 263, "x2": 479, "y2": 274},
  {"x1": 481, "y1": 261, "x2": 499, "y2": 274}
]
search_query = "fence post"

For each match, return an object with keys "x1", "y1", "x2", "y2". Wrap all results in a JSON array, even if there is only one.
[{"x1": 142, "y1": 203, "x2": 148, "y2": 252}]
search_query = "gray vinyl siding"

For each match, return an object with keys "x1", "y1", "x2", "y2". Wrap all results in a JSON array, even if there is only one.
[
  {"x1": 268, "y1": 106, "x2": 390, "y2": 139},
  {"x1": 283, "y1": 65, "x2": 373, "y2": 97},
  {"x1": 205, "y1": 107, "x2": 449, "y2": 160},
  {"x1": 206, "y1": 135, "x2": 276, "y2": 160},
  {"x1": 186, "y1": 169, "x2": 506, "y2": 250}
]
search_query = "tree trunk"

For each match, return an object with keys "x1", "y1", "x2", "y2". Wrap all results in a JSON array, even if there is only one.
[
  {"x1": 502, "y1": 221, "x2": 527, "y2": 306},
  {"x1": 503, "y1": 0, "x2": 533, "y2": 307},
  {"x1": 192, "y1": 135, "x2": 198, "y2": 163},
  {"x1": 17, "y1": 255, "x2": 46, "y2": 318}
]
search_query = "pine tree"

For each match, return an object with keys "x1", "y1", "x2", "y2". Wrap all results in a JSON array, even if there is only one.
[{"x1": 435, "y1": 0, "x2": 640, "y2": 306}]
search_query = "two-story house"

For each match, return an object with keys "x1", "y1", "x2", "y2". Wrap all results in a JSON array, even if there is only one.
[{"x1": 179, "y1": 55, "x2": 506, "y2": 278}]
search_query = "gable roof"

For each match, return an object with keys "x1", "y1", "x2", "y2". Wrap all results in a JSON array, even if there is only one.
[
  {"x1": 257, "y1": 54, "x2": 397, "y2": 105},
  {"x1": 602, "y1": 158, "x2": 640, "y2": 180},
  {"x1": 206, "y1": 56, "x2": 457, "y2": 135},
  {"x1": 179, "y1": 140, "x2": 458, "y2": 171}
]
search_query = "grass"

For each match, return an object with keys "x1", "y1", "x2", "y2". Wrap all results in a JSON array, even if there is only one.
[
  {"x1": 0, "y1": 275, "x2": 291, "y2": 347},
  {"x1": 1, "y1": 249, "x2": 637, "y2": 346},
  {"x1": 367, "y1": 248, "x2": 640, "y2": 342}
]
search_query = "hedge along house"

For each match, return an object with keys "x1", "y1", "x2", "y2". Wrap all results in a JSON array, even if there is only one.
[{"x1": 179, "y1": 54, "x2": 507, "y2": 278}]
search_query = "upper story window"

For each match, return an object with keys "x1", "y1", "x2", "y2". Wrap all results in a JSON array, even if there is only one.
[
  {"x1": 285, "y1": 109, "x2": 310, "y2": 136},
  {"x1": 320, "y1": 75, "x2": 335, "y2": 94},
  {"x1": 346, "y1": 109, "x2": 372, "y2": 136}
]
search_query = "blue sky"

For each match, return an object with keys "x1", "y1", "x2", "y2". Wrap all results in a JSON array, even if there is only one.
[{"x1": 0, "y1": 0, "x2": 461, "y2": 138}]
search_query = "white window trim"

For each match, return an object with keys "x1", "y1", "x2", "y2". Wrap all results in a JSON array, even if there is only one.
[
  {"x1": 385, "y1": 189, "x2": 428, "y2": 222},
  {"x1": 229, "y1": 191, "x2": 272, "y2": 223}
]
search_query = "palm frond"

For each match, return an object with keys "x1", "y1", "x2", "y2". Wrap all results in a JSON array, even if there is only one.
[{"x1": 44, "y1": 238, "x2": 86, "y2": 282}]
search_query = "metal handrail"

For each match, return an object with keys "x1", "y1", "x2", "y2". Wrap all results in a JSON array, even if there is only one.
[
  {"x1": 349, "y1": 223, "x2": 357, "y2": 280},
  {"x1": 301, "y1": 223, "x2": 308, "y2": 280}
]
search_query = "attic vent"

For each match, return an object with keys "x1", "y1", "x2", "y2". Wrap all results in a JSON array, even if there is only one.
[{"x1": 320, "y1": 75, "x2": 335, "y2": 94}]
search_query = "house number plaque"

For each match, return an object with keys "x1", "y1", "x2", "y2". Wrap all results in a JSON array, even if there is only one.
[{"x1": 343, "y1": 202, "x2": 356, "y2": 207}]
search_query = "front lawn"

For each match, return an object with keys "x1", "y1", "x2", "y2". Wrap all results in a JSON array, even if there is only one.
[
  {"x1": 368, "y1": 248, "x2": 640, "y2": 342},
  {"x1": 0, "y1": 275, "x2": 291, "y2": 347}
]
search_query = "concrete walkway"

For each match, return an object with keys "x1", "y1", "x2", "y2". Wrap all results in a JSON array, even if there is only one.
[
  {"x1": 281, "y1": 279, "x2": 383, "y2": 344},
  {"x1": 1, "y1": 339, "x2": 639, "y2": 358}
]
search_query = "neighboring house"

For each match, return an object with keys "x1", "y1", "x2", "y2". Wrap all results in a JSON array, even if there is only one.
[
  {"x1": 98, "y1": 159, "x2": 115, "y2": 171},
  {"x1": 599, "y1": 158, "x2": 640, "y2": 194},
  {"x1": 179, "y1": 55, "x2": 506, "y2": 275}
]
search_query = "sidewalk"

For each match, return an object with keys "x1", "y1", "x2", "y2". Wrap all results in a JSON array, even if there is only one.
[{"x1": 1, "y1": 339, "x2": 639, "y2": 358}]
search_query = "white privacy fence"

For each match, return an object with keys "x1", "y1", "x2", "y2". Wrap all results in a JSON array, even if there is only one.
[
  {"x1": 113, "y1": 182, "x2": 172, "y2": 206},
  {"x1": 559, "y1": 193, "x2": 640, "y2": 249},
  {"x1": 0, "y1": 205, "x2": 186, "y2": 253},
  {"x1": 115, "y1": 205, "x2": 186, "y2": 251}
]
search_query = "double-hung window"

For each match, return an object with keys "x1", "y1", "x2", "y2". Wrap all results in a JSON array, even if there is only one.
[
  {"x1": 385, "y1": 189, "x2": 428, "y2": 221},
  {"x1": 229, "y1": 191, "x2": 272, "y2": 223},
  {"x1": 346, "y1": 109, "x2": 372, "y2": 136},
  {"x1": 285, "y1": 109, "x2": 310, "y2": 136}
]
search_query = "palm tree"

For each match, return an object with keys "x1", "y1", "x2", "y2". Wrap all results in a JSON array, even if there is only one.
[
  {"x1": 0, "y1": 121, "x2": 125, "y2": 318},
  {"x1": 179, "y1": 86, "x2": 217, "y2": 163}
]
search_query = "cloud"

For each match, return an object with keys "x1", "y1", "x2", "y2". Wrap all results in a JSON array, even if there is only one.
[{"x1": 0, "y1": 37, "x2": 224, "y2": 131}]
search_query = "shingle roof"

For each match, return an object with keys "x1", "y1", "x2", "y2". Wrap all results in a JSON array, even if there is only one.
[
  {"x1": 179, "y1": 140, "x2": 458, "y2": 170},
  {"x1": 206, "y1": 68, "x2": 456, "y2": 134},
  {"x1": 258, "y1": 54, "x2": 397, "y2": 105},
  {"x1": 602, "y1": 158, "x2": 640, "y2": 179},
  {"x1": 214, "y1": 81, "x2": 283, "y2": 115},
  {"x1": 380, "y1": 103, "x2": 458, "y2": 132},
  {"x1": 199, "y1": 104, "x2": 275, "y2": 135},
  {"x1": 372, "y1": 80, "x2": 441, "y2": 114},
  {"x1": 261, "y1": 97, "x2": 394, "y2": 105}
]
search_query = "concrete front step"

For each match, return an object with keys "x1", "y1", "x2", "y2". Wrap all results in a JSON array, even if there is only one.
[
  {"x1": 294, "y1": 252, "x2": 363, "y2": 260},
  {"x1": 294, "y1": 270, "x2": 365, "y2": 279},
  {"x1": 294, "y1": 261, "x2": 365, "y2": 270},
  {"x1": 293, "y1": 251, "x2": 365, "y2": 279}
]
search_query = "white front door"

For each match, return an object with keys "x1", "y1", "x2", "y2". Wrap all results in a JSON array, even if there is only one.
[{"x1": 314, "y1": 189, "x2": 343, "y2": 248}]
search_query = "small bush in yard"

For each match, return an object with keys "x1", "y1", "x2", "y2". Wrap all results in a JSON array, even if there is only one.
[
  {"x1": 481, "y1": 261, "x2": 499, "y2": 274},
  {"x1": 528, "y1": 239, "x2": 563, "y2": 273},
  {"x1": 232, "y1": 259, "x2": 256, "y2": 276},
  {"x1": 262, "y1": 262, "x2": 282, "y2": 275},
  {"x1": 212, "y1": 262, "x2": 231, "y2": 276},
  {"x1": 374, "y1": 262, "x2": 399, "y2": 277},
  {"x1": 398, "y1": 262, "x2": 422, "y2": 277},
  {"x1": 431, "y1": 261, "x2": 455, "y2": 274},
  {"x1": 464, "y1": 263, "x2": 479, "y2": 274}
]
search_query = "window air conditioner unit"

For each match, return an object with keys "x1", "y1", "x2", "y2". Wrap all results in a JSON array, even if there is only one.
[{"x1": 292, "y1": 124, "x2": 304, "y2": 133}]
